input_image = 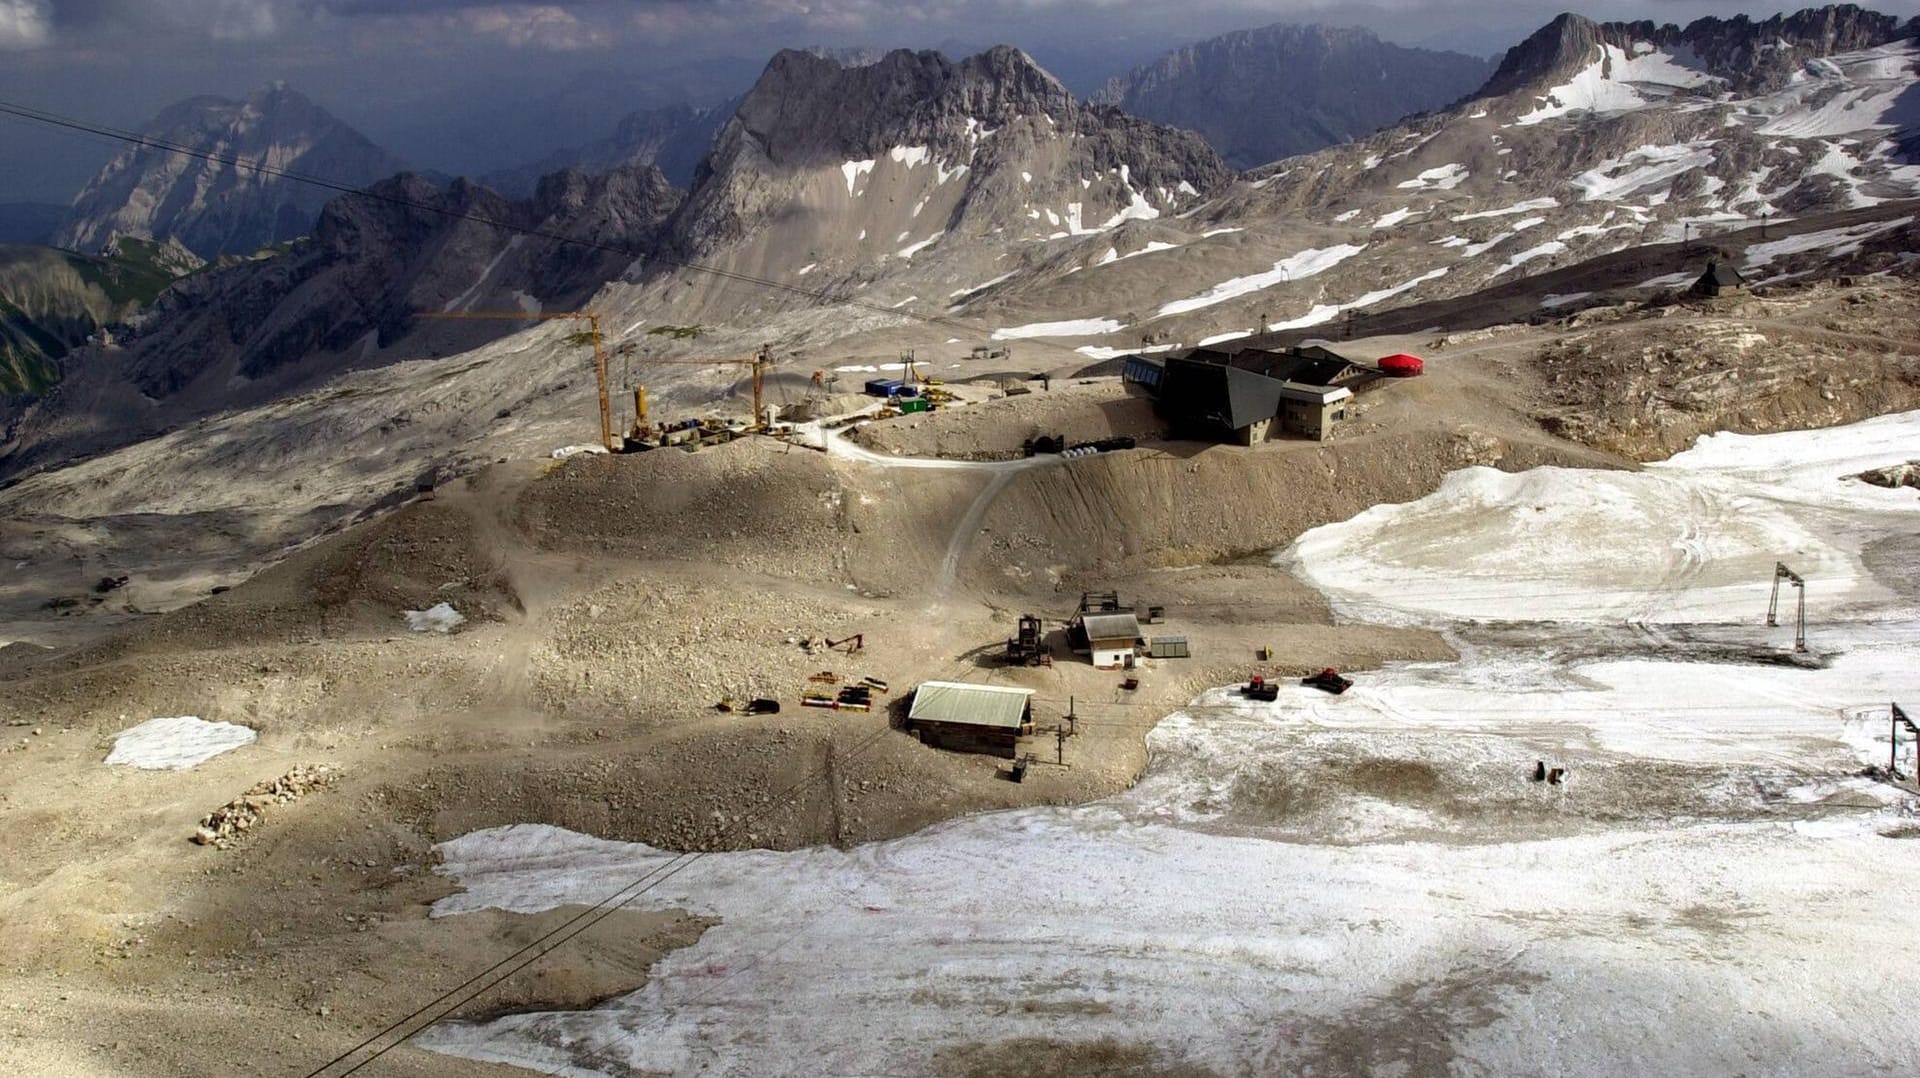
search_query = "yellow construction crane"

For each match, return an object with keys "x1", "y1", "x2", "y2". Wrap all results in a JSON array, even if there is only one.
[
  {"x1": 618, "y1": 344, "x2": 775, "y2": 437},
  {"x1": 417, "y1": 309, "x2": 617, "y2": 451},
  {"x1": 418, "y1": 309, "x2": 776, "y2": 448}
]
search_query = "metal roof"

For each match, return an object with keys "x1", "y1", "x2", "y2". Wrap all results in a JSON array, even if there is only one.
[
  {"x1": 1079, "y1": 612, "x2": 1142, "y2": 642},
  {"x1": 1277, "y1": 383, "x2": 1353, "y2": 405},
  {"x1": 908, "y1": 681, "x2": 1035, "y2": 730}
]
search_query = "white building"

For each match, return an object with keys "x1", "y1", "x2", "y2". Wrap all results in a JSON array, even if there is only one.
[{"x1": 1074, "y1": 611, "x2": 1142, "y2": 668}]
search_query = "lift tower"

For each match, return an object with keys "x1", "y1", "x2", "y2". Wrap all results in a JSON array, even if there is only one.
[{"x1": 1767, "y1": 561, "x2": 1807, "y2": 652}]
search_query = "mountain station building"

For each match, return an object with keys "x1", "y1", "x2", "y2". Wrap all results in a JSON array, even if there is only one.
[{"x1": 1124, "y1": 345, "x2": 1368, "y2": 444}]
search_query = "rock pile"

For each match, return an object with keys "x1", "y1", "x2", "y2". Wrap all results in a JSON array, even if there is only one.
[
  {"x1": 192, "y1": 764, "x2": 339, "y2": 848},
  {"x1": 1854, "y1": 461, "x2": 1920, "y2": 491}
]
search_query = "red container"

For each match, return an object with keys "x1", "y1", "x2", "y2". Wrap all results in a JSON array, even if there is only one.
[{"x1": 1379, "y1": 353, "x2": 1424, "y2": 377}]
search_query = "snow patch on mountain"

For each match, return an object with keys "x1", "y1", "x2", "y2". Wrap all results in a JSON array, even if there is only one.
[
  {"x1": 1571, "y1": 143, "x2": 1719, "y2": 201},
  {"x1": 1397, "y1": 163, "x2": 1469, "y2": 190},
  {"x1": 1155, "y1": 244, "x2": 1367, "y2": 318},
  {"x1": 842, "y1": 160, "x2": 875, "y2": 197},
  {"x1": 1516, "y1": 42, "x2": 1717, "y2": 126},
  {"x1": 991, "y1": 317, "x2": 1125, "y2": 340}
]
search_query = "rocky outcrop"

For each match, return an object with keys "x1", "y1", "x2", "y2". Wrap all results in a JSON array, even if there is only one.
[
  {"x1": 54, "y1": 83, "x2": 408, "y2": 260},
  {"x1": 2, "y1": 164, "x2": 680, "y2": 479},
  {"x1": 1095, "y1": 24, "x2": 1495, "y2": 170},
  {"x1": 666, "y1": 45, "x2": 1232, "y2": 260},
  {"x1": 1479, "y1": 4, "x2": 1917, "y2": 100}
]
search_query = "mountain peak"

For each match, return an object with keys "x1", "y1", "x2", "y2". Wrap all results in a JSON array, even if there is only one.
[
  {"x1": 54, "y1": 88, "x2": 406, "y2": 259},
  {"x1": 1098, "y1": 22, "x2": 1496, "y2": 169},
  {"x1": 731, "y1": 45, "x2": 1075, "y2": 169}
]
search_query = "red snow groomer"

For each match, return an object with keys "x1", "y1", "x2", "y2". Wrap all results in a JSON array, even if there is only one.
[{"x1": 1302, "y1": 667, "x2": 1354, "y2": 695}]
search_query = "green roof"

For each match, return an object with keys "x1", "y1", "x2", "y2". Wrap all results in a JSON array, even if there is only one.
[{"x1": 908, "y1": 681, "x2": 1035, "y2": 730}]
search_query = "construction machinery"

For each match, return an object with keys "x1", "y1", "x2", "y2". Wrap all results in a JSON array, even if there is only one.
[
  {"x1": 618, "y1": 344, "x2": 777, "y2": 446},
  {"x1": 1240, "y1": 675, "x2": 1280, "y2": 702},
  {"x1": 418, "y1": 310, "x2": 777, "y2": 452},
  {"x1": 418, "y1": 309, "x2": 619, "y2": 450},
  {"x1": 1005, "y1": 615, "x2": 1052, "y2": 667}
]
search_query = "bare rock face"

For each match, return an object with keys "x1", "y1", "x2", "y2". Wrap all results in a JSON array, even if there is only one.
[
  {"x1": 1, "y1": 165, "x2": 681, "y2": 479},
  {"x1": 53, "y1": 82, "x2": 408, "y2": 260},
  {"x1": 1480, "y1": 5, "x2": 1916, "y2": 100},
  {"x1": 666, "y1": 45, "x2": 1232, "y2": 261},
  {"x1": 1094, "y1": 24, "x2": 1496, "y2": 171}
]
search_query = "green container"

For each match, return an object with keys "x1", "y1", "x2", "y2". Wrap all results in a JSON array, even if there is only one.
[{"x1": 898, "y1": 398, "x2": 931, "y2": 414}]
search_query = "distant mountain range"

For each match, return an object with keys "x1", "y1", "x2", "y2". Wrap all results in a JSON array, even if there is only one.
[
  {"x1": 8, "y1": 6, "x2": 1918, "y2": 485},
  {"x1": 1095, "y1": 25, "x2": 1496, "y2": 170},
  {"x1": 54, "y1": 83, "x2": 408, "y2": 260},
  {"x1": 479, "y1": 101, "x2": 735, "y2": 196}
]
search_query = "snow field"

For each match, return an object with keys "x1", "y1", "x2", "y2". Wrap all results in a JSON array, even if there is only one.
[
  {"x1": 105, "y1": 716, "x2": 256, "y2": 770},
  {"x1": 1153, "y1": 243, "x2": 1366, "y2": 318},
  {"x1": 1516, "y1": 42, "x2": 1715, "y2": 126},
  {"x1": 420, "y1": 413, "x2": 1920, "y2": 1076}
]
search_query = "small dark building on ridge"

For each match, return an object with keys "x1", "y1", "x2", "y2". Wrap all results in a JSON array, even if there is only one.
[{"x1": 1692, "y1": 261, "x2": 1746, "y2": 298}]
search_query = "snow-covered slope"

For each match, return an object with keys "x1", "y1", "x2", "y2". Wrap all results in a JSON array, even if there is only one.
[{"x1": 884, "y1": 7, "x2": 1920, "y2": 354}]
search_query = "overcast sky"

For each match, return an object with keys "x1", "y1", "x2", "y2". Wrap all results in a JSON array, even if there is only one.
[{"x1": 2, "y1": 0, "x2": 1917, "y2": 202}]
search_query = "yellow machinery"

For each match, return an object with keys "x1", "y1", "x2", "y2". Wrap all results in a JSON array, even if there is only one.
[
  {"x1": 417, "y1": 310, "x2": 774, "y2": 449},
  {"x1": 629, "y1": 344, "x2": 774, "y2": 435},
  {"x1": 418, "y1": 309, "x2": 618, "y2": 451}
]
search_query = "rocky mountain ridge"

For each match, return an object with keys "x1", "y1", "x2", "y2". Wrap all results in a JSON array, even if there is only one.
[
  {"x1": 0, "y1": 238, "x2": 199, "y2": 396},
  {"x1": 3, "y1": 164, "x2": 680, "y2": 477},
  {"x1": 1093, "y1": 24, "x2": 1495, "y2": 170},
  {"x1": 1480, "y1": 4, "x2": 1917, "y2": 100},
  {"x1": 53, "y1": 83, "x2": 408, "y2": 260},
  {"x1": 10, "y1": 14, "x2": 1920, "y2": 490},
  {"x1": 651, "y1": 45, "x2": 1229, "y2": 320}
]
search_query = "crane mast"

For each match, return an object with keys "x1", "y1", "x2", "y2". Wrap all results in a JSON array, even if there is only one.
[{"x1": 416, "y1": 309, "x2": 616, "y2": 451}]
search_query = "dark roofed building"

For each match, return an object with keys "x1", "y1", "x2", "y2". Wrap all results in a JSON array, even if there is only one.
[
  {"x1": 1692, "y1": 261, "x2": 1746, "y2": 298},
  {"x1": 1155, "y1": 345, "x2": 1357, "y2": 444}
]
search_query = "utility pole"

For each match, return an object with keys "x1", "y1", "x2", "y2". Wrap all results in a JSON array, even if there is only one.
[{"x1": 1893, "y1": 703, "x2": 1916, "y2": 778}]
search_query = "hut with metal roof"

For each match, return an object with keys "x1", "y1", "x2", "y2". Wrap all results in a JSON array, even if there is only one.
[
  {"x1": 1069, "y1": 610, "x2": 1143, "y2": 668},
  {"x1": 906, "y1": 681, "x2": 1036, "y2": 758}
]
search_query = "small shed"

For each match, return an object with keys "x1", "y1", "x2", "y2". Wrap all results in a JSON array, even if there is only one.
[
  {"x1": 1147, "y1": 636, "x2": 1190, "y2": 659},
  {"x1": 1074, "y1": 611, "x2": 1143, "y2": 668},
  {"x1": 1692, "y1": 261, "x2": 1746, "y2": 298},
  {"x1": 906, "y1": 681, "x2": 1036, "y2": 758}
]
